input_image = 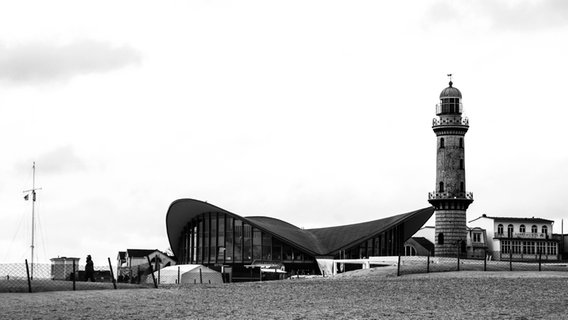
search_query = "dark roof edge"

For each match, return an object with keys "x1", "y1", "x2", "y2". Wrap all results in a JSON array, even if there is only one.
[{"x1": 166, "y1": 199, "x2": 322, "y2": 258}]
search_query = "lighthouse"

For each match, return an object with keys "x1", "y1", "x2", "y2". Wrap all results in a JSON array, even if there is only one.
[{"x1": 428, "y1": 77, "x2": 473, "y2": 257}]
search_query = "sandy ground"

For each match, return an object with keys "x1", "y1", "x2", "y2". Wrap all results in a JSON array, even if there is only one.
[{"x1": 1, "y1": 267, "x2": 567, "y2": 319}]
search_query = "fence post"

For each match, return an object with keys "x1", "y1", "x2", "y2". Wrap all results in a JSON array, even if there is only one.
[
  {"x1": 509, "y1": 248, "x2": 513, "y2": 271},
  {"x1": 199, "y1": 268, "x2": 203, "y2": 284},
  {"x1": 154, "y1": 257, "x2": 159, "y2": 285},
  {"x1": 539, "y1": 250, "x2": 542, "y2": 272},
  {"x1": 72, "y1": 259, "x2": 76, "y2": 291},
  {"x1": 426, "y1": 254, "x2": 430, "y2": 273},
  {"x1": 178, "y1": 266, "x2": 181, "y2": 284},
  {"x1": 146, "y1": 256, "x2": 158, "y2": 289},
  {"x1": 25, "y1": 259, "x2": 32, "y2": 293},
  {"x1": 396, "y1": 254, "x2": 401, "y2": 276},
  {"x1": 483, "y1": 249, "x2": 487, "y2": 272},
  {"x1": 108, "y1": 258, "x2": 117, "y2": 289}
]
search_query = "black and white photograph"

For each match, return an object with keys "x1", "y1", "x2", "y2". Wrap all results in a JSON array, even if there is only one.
[{"x1": 1, "y1": 0, "x2": 567, "y2": 319}]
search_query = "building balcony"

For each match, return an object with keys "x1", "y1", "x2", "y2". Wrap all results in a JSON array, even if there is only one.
[
  {"x1": 428, "y1": 191, "x2": 474, "y2": 200},
  {"x1": 494, "y1": 232, "x2": 549, "y2": 239},
  {"x1": 432, "y1": 117, "x2": 469, "y2": 127}
]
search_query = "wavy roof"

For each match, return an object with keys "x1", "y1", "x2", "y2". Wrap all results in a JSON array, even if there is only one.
[{"x1": 166, "y1": 198, "x2": 434, "y2": 258}]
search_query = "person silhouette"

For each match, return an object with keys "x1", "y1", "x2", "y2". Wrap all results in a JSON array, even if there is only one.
[{"x1": 85, "y1": 255, "x2": 95, "y2": 282}]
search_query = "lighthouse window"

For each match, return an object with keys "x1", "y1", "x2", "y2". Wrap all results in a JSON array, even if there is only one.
[
  {"x1": 459, "y1": 138, "x2": 463, "y2": 148},
  {"x1": 438, "y1": 232, "x2": 444, "y2": 245},
  {"x1": 460, "y1": 182, "x2": 464, "y2": 192},
  {"x1": 439, "y1": 182, "x2": 444, "y2": 192},
  {"x1": 440, "y1": 138, "x2": 445, "y2": 149},
  {"x1": 459, "y1": 159, "x2": 464, "y2": 169}
]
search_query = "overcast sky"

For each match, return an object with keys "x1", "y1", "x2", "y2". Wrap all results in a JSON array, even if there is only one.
[{"x1": 1, "y1": 0, "x2": 567, "y2": 266}]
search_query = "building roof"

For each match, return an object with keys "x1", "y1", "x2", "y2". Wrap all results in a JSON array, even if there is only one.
[
  {"x1": 470, "y1": 214, "x2": 553, "y2": 224},
  {"x1": 440, "y1": 81, "x2": 462, "y2": 99},
  {"x1": 50, "y1": 257, "x2": 80, "y2": 261},
  {"x1": 126, "y1": 249, "x2": 160, "y2": 257},
  {"x1": 166, "y1": 198, "x2": 435, "y2": 258},
  {"x1": 409, "y1": 237, "x2": 434, "y2": 253}
]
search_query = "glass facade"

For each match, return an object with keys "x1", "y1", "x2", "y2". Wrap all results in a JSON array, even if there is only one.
[
  {"x1": 342, "y1": 225, "x2": 403, "y2": 259},
  {"x1": 178, "y1": 212, "x2": 317, "y2": 266},
  {"x1": 176, "y1": 211, "x2": 408, "y2": 277}
]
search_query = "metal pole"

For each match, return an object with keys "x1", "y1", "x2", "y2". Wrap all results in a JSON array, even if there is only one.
[
  {"x1": 539, "y1": 250, "x2": 542, "y2": 272},
  {"x1": 30, "y1": 163, "x2": 36, "y2": 281},
  {"x1": 178, "y1": 266, "x2": 180, "y2": 284},
  {"x1": 199, "y1": 268, "x2": 203, "y2": 284},
  {"x1": 154, "y1": 257, "x2": 159, "y2": 285},
  {"x1": 108, "y1": 257, "x2": 117, "y2": 289},
  {"x1": 146, "y1": 256, "x2": 157, "y2": 288},
  {"x1": 427, "y1": 254, "x2": 430, "y2": 273},
  {"x1": 72, "y1": 259, "x2": 76, "y2": 291},
  {"x1": 25, "y1": 259, "x2": 32, "y2": 293},
  {"x1": 397, "y1": 254, "x2": 401, "y2": 276}
]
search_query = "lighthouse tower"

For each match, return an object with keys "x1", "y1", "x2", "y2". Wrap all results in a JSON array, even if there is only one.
[{"x1": 428, "y1": 78, "x2": 473, "y2": 257}]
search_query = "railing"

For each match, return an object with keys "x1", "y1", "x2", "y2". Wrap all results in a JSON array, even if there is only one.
[
  {"x1": 432, "y1": 117, "x2": 469, "y2": 126},
  {"x1": 495, "y1": 232, "x2": 548, "y2": 239},
  {"x1": 428, "y1": 191, "x2": 474, "y2": 200}
]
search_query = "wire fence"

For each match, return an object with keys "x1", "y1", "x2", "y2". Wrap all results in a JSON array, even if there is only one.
[
  {"x1": 398, "y1": 254, "x2": 568, "y2": 276},
  {"x1": 0, "y1": 258, "x2": 153, "y2": 293},
  {"x1": 0, "y1": 258, "x2": 227, "y2": 293},
  {"x1": 143, "y1": 266, "x2": 225, "y2": 286}
]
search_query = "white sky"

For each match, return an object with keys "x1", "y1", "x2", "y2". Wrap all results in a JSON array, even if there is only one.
[{"x1": 1, "y1": 0, "x2": 567, "y2": 266}]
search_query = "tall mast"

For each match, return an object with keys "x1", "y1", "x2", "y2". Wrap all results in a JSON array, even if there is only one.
[
  {"x1": 31, "y1": 162, "x2": 36, "y2": 279},
  {"x1": 23, "y1": 162, "x2": 41, "y2": 280}
]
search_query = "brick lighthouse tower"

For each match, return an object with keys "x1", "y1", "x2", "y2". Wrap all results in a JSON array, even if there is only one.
[{"x1": 428, "y1": 76, "x2": 473, "y2": 257}]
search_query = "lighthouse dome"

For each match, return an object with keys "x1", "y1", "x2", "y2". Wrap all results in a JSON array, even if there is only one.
[{"x1": 440, "y1": 81, "x2": 462, "y2": 99}]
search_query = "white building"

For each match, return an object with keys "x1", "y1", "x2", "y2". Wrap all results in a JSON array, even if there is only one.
[
  {"x1": 117, "y1": 249, "x2": 176, "y2": 281},
  {"x1": 468, "y1": 215, "x2": 559, "y2": 261},
  {"x1": 50, "y1": 257, "x2": 80, "y2": 280}
]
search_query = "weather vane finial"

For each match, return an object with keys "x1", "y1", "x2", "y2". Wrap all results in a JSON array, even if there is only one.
[{"x1": 447, "y1": 73, "x2": 453, "y2": 87}]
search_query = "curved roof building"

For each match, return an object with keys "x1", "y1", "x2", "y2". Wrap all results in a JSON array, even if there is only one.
[{"x1": 166, "y1": 198, "x2": 434, "y2": 279}]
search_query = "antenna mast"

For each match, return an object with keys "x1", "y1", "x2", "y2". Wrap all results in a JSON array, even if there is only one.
[{"x1": 23, "y1": 162, "x2": 41, "y2": 280}]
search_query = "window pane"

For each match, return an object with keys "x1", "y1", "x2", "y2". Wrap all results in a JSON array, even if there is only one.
[
  {"x1": 243, "y1": 223, "x2": 252, "y2": 262},
  {"x1": 234, "y1": 220, "x2": 243, "y2": 263},
  {"x1": 203, "y1": 214, "x2": 210, "y2": 264},
  {"x1": 373, "y1": 237, "x2": 380, "y2": 256},
  {"x1": 197, "y1": 219, "x2": 203, "y2": 263},
  {"x1": 272, "y1": 238, "x2": 282, "y2": 261},
  {"x1": 217, "y1": 215, "x2": 225, "y2": 263},
  {"x1": 283, "y1": 243, "x2": 293, "y2": 261},
  {"x1": 262, "y1": 234, "x2": 272, "y2": 260},
  {"x1": 192, "y1": 225, "x2": 197, "y2": 263},
  {"x1": 253, "y1": 228, "x2": 262, "y2": 260},
  {"x1": 210, "y1": 213, "x2": 217, "y2": 262},
  {"x1": 225, "y1": 217, "x2": 233, "y2": 262}
]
